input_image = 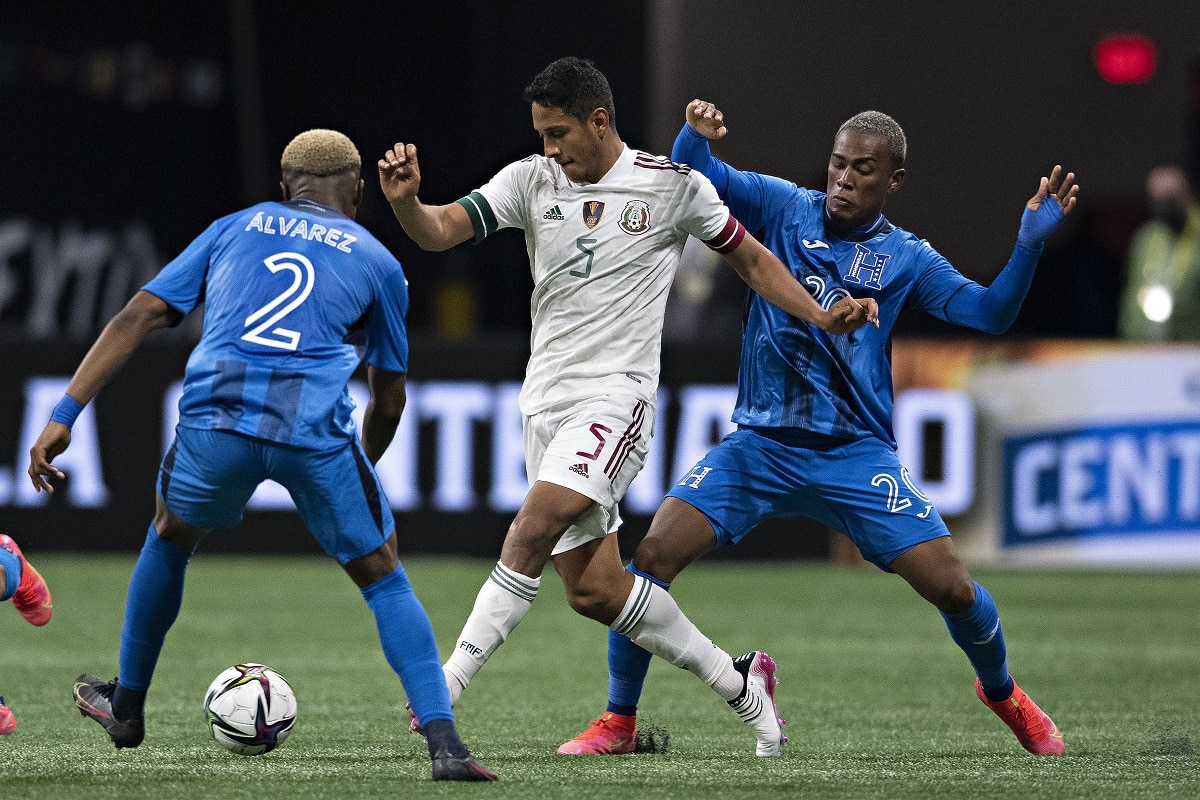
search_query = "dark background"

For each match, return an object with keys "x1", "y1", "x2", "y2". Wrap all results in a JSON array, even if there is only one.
[
  {"x1": 4, "y1": 1, "x2": 1199, "y2": 340},
  {"x1": 2, "y1": 2, "x2": 1198, "y2": 555}
]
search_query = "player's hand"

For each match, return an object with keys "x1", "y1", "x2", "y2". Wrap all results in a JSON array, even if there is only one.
[
  {"x1": 27, "y1": 423, "x2": 71, "y2": 493},
  {"x1": 686, "y1": 99, "x2": 728, "y2": 140},
  {"x1": 823, "y1": 295, "x2": 880, "y2": 334},
  {"x1": 1018, "y1": 165, "x2": 1078, "y2": 248},
  {"x1": 377, "y1": 142, "x2": 422, "y2": 205}
]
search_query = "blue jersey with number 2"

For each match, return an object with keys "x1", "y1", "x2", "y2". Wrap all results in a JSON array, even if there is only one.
[{"x1": 143, "y1": 198, "x2": 410, "y2": 448}]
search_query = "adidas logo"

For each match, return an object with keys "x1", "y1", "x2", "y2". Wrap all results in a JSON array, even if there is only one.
[
  {"x1": 543, "y1": 205, "x2": 565, "y2": 220},
  {"x1": 569, "y1": 463, "x2": 589, "y2": 478}
]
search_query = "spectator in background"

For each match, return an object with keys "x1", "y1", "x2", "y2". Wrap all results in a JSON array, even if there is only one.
[{"x1": 1118, "y1": 165, "x2": 1200, "y2": 341}]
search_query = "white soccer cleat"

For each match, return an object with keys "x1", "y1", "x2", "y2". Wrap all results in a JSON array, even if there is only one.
[{"x1": 728, "y1": 651, "x2": 787, "y2": 757}]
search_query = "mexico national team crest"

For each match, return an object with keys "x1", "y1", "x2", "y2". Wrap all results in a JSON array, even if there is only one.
[
  {"x1": 618, "y1": 200, "x2": 651, "y2": 235},
  {"x1": 582, "y1": 200, "x2": 605, "y2": 229}
]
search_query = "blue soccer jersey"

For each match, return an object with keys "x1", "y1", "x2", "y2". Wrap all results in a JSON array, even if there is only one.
[
  {"x1": 143, "y1": 198, "x2": 410, "y2": 448},
  {"x1": 673, "y1": 127, "x2": 1039, "y2": 447}
]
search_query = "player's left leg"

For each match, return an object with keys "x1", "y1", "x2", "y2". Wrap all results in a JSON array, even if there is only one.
[
  {"x1": 889, "y1": 537, "x2": 1064, "y2": 755},
  {"x1": 553, "y1": 534, "x2": 785, "y2": 757}
]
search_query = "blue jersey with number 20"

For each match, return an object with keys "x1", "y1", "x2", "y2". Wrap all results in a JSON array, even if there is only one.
[{"x1": 143, "y1": 198, "x2": 410, "y2": 449}]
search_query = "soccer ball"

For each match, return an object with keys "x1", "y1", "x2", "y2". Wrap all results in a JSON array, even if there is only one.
[{"x1": 203, "y1": 664, "x2": 297, "y2": 756}]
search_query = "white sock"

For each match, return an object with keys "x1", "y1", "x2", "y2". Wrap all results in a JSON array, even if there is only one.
[
  {"x1": 443, "y1": 561, "x2": 539, "y2": 704},
  {"x1": 610, "y1": 576, "x2": 739, "y2": 700}
]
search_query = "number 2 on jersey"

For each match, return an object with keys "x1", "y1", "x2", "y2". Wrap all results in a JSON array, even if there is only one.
[{"x1": 242, "y1": 251, "x2": 316, "y2": 351}]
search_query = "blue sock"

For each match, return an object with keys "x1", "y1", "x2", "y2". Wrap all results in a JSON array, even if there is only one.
[
  {"x1": 361, "y1": 564, "x2": 458, "y2": 745},
  {"x1": 117, "y1": 526, "x2": 193, "y2": 702},
  {"x1": 0, "y1": 546, "x2": 21, "y2": 601},
  {"x1": 605, "y1": 564, "x2": 670, "y2": 716},
  {"x1": 940, "y1": 581, "x2": 1014, "y2": 701}
]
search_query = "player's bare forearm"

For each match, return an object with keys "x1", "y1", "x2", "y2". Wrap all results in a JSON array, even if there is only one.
[
  {"x1": 386, "y1": 196, "x2": 470, "y2": 252},
  {"x1": 68, "y1": 291, "x2": 176, "y2": 405},
  {"x1": 362, "y1": 367, "x2": 407, "y2": 464}
]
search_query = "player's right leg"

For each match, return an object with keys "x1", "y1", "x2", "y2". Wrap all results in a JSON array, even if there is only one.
[
  {"x1": 289, "y1": 438, "x2": 497, "y2": 781},
  {"x1": 441, "y1": 480, "x2": 592, "y2": 706}
]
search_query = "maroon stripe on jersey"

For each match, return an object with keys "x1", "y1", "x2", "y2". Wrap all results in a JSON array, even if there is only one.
[
  {"x1": 703, "y1": 215, "x2": 746, "y2": 254},
  {"x1": 604, "y1": 400, "x2": 647, "y2": 480},
  {"x1": 634, "y1": 153, "x2": 691, "y2": 175}
]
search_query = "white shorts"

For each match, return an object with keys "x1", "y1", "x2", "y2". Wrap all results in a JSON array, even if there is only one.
[{"x1": 524, "y1": 394, "x2": 654, "y2": 556}]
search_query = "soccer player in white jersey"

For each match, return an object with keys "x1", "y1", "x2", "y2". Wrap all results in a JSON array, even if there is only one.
[{"x1": 378, "y1": 56, "x2": 877, "y2": 756}]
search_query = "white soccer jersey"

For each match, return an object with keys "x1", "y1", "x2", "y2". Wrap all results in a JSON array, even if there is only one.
[{"x1": 458, "y1": 145, "x2": 745, "y2": 415}]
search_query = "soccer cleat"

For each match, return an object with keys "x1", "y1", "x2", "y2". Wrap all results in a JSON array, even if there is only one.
[
  {"x1": 73, "y1": 674, "x2": 145, "y2": 749},
  {"x1": 0, "y1": 697, "x2": 15, "y2": 735},
  {"x1": 0, "y1": 534, "x2": 53, "y2": 626},
  {"x1": 431, "y1": 746, "x2": 499, "y2": 781},
  {"x1": 729, "y1": 651, "x2": 787, "y2": 757},
  {"x1": 406, "y1": 702, "x2": 426, "y2": 738},
  {"x1": 975, "y1": 678, "x2": 1065, "y2": 755},
  {"x1": 557, "y1": 711, "x2": 637, "y2": 755}
]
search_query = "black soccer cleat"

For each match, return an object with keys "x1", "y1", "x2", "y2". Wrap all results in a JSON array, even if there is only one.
[
  {"x1": 431, "y1": 746, "x2": 499, "y2": 781},
  {"x1": 73, "y1": 674, "x2": 145, "y2": 749}
]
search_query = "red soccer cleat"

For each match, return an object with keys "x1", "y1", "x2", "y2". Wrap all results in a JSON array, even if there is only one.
[
  {"x1": 0, "y1": 698, "x2": 15, "y2": 735},
  {"x1": 975, "y1": 678, "x2": 1065, "y2": 755},
  {"x1": 557, "y1": 711, "x2": 637, "y2": 755},
  {"x1": 0, "y1": 535, "x2": 52, "y2": 626}
]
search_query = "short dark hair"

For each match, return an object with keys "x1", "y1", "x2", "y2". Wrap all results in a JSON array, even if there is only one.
[{"x1": 523, "y1": 56, "x2": 615, "y2": 125}]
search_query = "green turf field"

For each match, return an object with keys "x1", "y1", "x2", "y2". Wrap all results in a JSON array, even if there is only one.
[{"x1": 1, "y1": 554, "x2": 1197, "y2": 799}]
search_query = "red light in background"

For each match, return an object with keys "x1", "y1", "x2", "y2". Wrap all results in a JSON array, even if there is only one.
[{"x1": 1094, "y1": 33, "x2": 1157, "y2": 85}]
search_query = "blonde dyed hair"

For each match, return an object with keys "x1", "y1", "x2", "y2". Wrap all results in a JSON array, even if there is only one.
[{"x1": 280, "y1": 129, "x2": 361, "y2": 177}]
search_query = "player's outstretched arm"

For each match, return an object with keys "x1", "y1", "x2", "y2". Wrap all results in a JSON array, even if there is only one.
[
  {"x1": 27, "y1": 290, "x2": 177, "y2": 492},
  {"x1": 726, "y1": 234, "x2": 878, "y2": 333},
  {"x1": 686, "y1": 99, "x2": 728, "y2": 141},
  {"x1": 1017, "y1": 165, "x2": 1079, "y2": 248},
  {"x1": 377, "y1": 141, "x2": 474, "y2": 252}
]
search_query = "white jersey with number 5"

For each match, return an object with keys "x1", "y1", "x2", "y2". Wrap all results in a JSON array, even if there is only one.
[{"x1": 457, "y1": 145, "x2": 746, "y2": 415}]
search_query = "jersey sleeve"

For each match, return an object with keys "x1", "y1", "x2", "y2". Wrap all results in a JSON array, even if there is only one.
[
  {"x1": 456, "y1": 158, "x2": 533, "y2": 242},
  {"x1": 675, "y1": 171, "x2": 747, "y2": 254},
  {"x1": 906, "y1": 240, "x2": 979, "y2": 321},
  {"x1": 362, "y1": 260, "x2": 410, "y2": 373},
  {"x1": 672, "y1": 124, "x2": 796, "y2": 233},
  {"x1": 141, "y1": 217, "x2": 229, "y2": 314}
]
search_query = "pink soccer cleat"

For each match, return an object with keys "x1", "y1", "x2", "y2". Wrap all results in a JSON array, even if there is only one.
[
  {"x1": 0, "y1": 534, "x2": 52, "y2": 626},
  {"x1": 975, "y1": 678, "x2": 1065, "y2": 755}
]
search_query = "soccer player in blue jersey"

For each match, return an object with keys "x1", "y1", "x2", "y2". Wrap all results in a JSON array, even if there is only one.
[
  {"x1": 27, "y1": 130, "x2": 496, "y2": 781},
  {"x1": 560, "y1": 100, "x2": 1078, "y2": 757}
]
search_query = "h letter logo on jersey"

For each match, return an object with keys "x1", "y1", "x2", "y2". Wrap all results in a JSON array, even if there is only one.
[
  {"x1": 844, "y1": 243, "x2": 890, "y2": 290},
  {"x1": 679, "y1": 466, "x2": 712, "y2": 489}
]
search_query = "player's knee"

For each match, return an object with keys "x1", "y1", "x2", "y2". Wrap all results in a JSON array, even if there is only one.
[
  {"x1": 935, "y1": 577, "x2": 977, "y2": 614},
  {"x1": 631, "y1": 537, "x2": 684, "y2": 583},
  {"x1": 563, "y1": 581, "x2": 613, "y2": 622}
]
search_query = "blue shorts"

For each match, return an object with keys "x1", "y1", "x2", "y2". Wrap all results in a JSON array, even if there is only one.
[
  {"x1": 666, "y1": 428, "x2": 949, "y2": 571},
  {"x1": 157, "y1": 426, "x2": 394, "y2": 564}
]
